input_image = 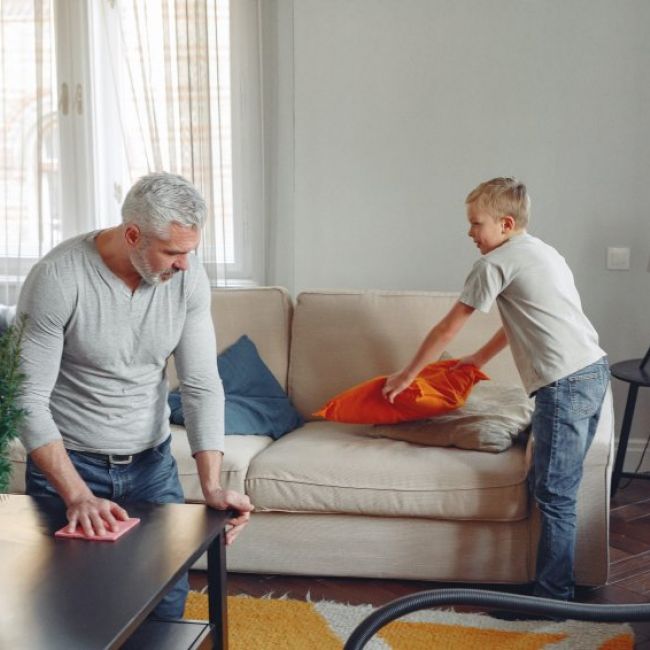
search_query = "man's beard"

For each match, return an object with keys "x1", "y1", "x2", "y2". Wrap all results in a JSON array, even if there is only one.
[{"x1": 130, "y1": 245, "x2": 177, "y2": 285}]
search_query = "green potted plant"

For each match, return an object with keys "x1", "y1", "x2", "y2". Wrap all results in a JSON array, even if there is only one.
[{"x1": 0, "y1": 315, "x2": 26, "y2": 493}]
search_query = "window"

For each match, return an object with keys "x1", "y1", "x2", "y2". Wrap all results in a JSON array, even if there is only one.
[
  {"x1": 0, "y1": 1, "x2": 61, "y2": 304},
  {"x1": 0, "y1": 0, "x2": 263, "y2": 302}
]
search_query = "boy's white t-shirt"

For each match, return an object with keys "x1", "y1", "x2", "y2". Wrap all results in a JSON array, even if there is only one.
[{"x1": 459, "y1": 232, "x2": 605, "y2": 395}]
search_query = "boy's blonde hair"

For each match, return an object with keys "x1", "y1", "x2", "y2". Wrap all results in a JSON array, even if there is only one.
[{"x1": 465, "y1": 177, "x2": 530, "y2": 228}]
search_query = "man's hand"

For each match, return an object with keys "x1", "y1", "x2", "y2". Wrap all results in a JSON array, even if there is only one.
[
  {"x1": 382, "y1": 370, "x2": 415, "y2": 404},
  {"x1": 195, "y1": 450, "x2": 254, "y2": 544},
  {"x1": 204, "y1": 488, "x2": 254, "y2": 545},
  {"x1": 65, "y1": 496, "x2": 129, "y2": 537},
  {"x1": 29, "y1": 441, "x2": 129, "y2": 537}
]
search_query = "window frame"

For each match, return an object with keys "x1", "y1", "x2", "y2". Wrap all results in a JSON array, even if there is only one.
[
  {"x1": 1, "y1": 0, "x2": 264, "y2": 296},
  {"x1": 86, "y1": 0, "x2": 264, "y2": 286}
]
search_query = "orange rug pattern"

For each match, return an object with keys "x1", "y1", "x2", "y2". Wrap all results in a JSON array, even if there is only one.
[{"x1": 184, "y1": 591, "x2": 634, "y2": 649}]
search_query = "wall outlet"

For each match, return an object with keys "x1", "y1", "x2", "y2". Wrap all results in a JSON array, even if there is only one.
[{"x1": 607, "y1": 247, "x2": 630, "y2": 271}]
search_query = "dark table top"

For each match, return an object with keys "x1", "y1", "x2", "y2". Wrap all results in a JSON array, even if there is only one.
[
  {"x1": 0, "y1": 494, "x2": 230, "y2": 650},
  {"x1": 610, "y1": 359, "x2": 650, "y2": 387}
]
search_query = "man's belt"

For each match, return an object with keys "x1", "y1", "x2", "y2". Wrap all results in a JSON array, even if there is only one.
[{"x1": 72, "y1": 445, "x2": 159, "y2": 466}]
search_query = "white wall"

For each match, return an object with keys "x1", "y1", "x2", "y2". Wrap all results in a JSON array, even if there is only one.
[{"x1": 262, "y1": 0, "x2": 650, "y2": 464}]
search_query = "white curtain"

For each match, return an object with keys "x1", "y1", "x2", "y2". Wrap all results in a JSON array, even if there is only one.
[
  {"x1": 0, "y1": 0, "x2": 248, "y2": 302},
  {"x1": 0, "y1": 1, "x2": 61, "y2": 305},
  {"x1": 100, "y1": 0, "x2": 234, "y2": 285}
]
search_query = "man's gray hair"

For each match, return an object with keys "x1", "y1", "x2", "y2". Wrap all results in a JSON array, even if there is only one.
[{"x1": 121, "y1": 172, "x2": 207, "y2": 237}]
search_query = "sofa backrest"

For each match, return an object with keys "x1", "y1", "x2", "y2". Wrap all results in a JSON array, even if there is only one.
[
  {"x1": 167, "y1": 286, "x2": 293, "y2": 391},
  {"x1": 289, "y1": 290, "x2": 521, "y2": 419}
]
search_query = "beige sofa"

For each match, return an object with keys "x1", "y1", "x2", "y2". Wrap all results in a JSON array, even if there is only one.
[{"x1": 9, "y1": 287, "x2": 614, "y2": 586}]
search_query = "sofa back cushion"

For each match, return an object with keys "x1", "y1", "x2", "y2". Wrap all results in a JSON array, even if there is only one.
[
  {"x1": 167, "y1": 286, "x2": 293, "y2": 391},
  {"x1": 289, "y1": 290, "x2": 520, "y2": 419}
]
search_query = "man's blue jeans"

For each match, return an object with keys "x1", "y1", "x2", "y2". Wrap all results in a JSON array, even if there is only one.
[
  {"x1": 531, "y1": 358, "x2": 610, "y2": 600},
  {"x1": 26, "y1": 435, "x2": 189, "y2": 619}
]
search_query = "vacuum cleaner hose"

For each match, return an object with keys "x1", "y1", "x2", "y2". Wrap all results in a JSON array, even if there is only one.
[{"x1": 344, "y1": 588, "x2": 650, "y2": 650}]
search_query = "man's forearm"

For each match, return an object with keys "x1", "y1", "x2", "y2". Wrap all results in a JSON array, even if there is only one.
[
  {"x1": 194, "y1": 449, "x2": 224, "y2": 498},
  {"x1": 194, "y1": 449, "x2": 253, "y2": 545},
  {"x1": 29, "y1": 440, "x2": 94, "y2": 506}
]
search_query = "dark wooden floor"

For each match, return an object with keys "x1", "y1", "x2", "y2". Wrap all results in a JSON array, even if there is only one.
[{"x1": 190, "y1": 477, "x2": 650, "y2": 645}]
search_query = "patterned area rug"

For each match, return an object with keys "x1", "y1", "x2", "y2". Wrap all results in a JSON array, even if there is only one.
[{"x1": 184, "y1": 591, "x2": 634, "y2": 649}]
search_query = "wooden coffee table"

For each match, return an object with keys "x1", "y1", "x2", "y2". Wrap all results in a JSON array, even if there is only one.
[{"x1": 0, "y1": 494, "x2": 231, "y2": 649}]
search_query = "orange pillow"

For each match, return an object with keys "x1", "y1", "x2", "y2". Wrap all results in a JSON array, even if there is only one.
[{"x1": 313, "y1": 359, "x2": 489, "y2": 424}]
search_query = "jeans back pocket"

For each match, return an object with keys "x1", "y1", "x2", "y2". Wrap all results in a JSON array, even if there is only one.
[{"x1": 568, "y1": 368, "x2": 607, "y2": 418}]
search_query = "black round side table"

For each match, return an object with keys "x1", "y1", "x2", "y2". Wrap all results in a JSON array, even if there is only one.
[{"x1": 610, "y1": 358, "x2": 650, "y2": 497}]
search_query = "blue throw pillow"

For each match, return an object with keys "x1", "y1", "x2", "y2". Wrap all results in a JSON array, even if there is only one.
[{"x1": 168, "y1": 335, "x2": 303, "y2": 439}]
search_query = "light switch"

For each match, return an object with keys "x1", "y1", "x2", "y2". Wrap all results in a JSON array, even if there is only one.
[{"x1": 607, "y1": 247, "x2": 630, "y2": 271}]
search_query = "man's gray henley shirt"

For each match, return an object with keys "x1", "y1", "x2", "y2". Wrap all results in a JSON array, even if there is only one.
[{"x1": 17, "y1": 231, "x2": 225, "y2": 456}]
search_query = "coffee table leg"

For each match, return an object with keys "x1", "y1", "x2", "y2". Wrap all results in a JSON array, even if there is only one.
[{"x1": 207, "y1": 530, "x2": 228, "y2": 650}]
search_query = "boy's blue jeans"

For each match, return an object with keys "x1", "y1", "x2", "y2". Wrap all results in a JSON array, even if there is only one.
[
  {"x1": 25, "y1": 435, "x2": 189, "y2": 620},
  {"x1": 531, "y1": 357, "x2": 610, "y2": 600}
]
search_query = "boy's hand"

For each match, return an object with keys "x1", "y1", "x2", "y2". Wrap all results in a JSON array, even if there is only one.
[
  {"x1": 453, "y1": 354, "x2": 483, "y2": 369},
  {"x1": 382, "y1": 371, "x2": 414, "y2": 404}
]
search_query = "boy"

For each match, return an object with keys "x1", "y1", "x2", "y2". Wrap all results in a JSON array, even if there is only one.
[{"x1": 383, "y1": 177, "x2": 609, "y2": 601}]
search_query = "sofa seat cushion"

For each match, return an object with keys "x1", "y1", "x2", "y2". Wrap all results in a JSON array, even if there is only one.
[
  {"x1": 245, "y1": 422, "x2": 529, "y2": 521},
  {"x1": 170, "y1": 425, "x2": 273, "y2": 500}
]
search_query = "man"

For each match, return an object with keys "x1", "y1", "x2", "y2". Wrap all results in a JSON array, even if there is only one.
[{"x1": 17, "y1": 172, "x2": 252, "y2": 618}]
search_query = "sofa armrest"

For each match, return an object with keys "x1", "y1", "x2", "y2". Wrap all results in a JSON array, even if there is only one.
[{"x1": 586, "y1": 384, "x2": 615, "y2": 469}]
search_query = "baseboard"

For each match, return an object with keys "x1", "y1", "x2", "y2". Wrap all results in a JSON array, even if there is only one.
[{"x1": 617, "y1": 438, "x2": 650, "y2": 475}]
